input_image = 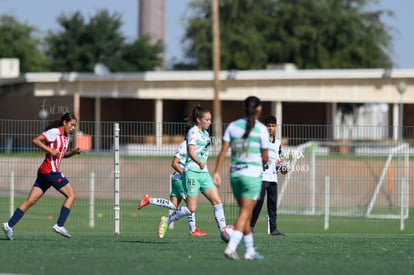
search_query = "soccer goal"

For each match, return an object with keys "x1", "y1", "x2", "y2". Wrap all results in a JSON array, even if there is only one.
[{"x1": 277, "y1": 140, "x2": 410, "y2": 230}]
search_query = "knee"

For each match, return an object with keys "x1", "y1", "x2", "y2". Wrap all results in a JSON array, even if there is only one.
[
  {"x1": 68, "y1": 191, "x2": 76, "y2": 201},
  {"x1": 187, "y1": 205, "x2": 197, "y2": 213}
]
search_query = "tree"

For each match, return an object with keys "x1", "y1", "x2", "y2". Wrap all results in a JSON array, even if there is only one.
[
  {"x1": 114, "y1": 35, "x2": 163, "y2": 71},
  {"x1": 46, "y1": 10, "x2": 163, "y2": 72},
  {"x1": 0, "y1": 15, "x2": 50, "y2": 73},
  {"x1": 180, "y1": 0, "x2": 393, "y2": 70}
]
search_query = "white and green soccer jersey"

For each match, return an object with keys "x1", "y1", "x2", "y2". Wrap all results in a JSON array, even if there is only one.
[
  {"x1": 172, "y1": 140, "x2": 187, "y2": 181},
  {"x1": 262, "y1": 138, "x2": 282, "y2": 183},
  {"x1": 184, "y1": 125, "x2": 211, "y2": 172},
  {"x1": 223, "y1": 118, "x2": 269, "y2": 177}
]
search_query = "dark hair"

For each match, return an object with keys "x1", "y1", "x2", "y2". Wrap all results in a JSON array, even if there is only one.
[
  {"x1": 242, "y1": 96, "x2": 261, "y2": 139},
  {"x1": 45, "y1": 112, "x2": 77, "y2": 131},
  {"x1": 264, "y1": 115, "x2": 277, "y2": 125},
  {"x1": 185, "y1": 105, "x2": 210, "y2": 128}
]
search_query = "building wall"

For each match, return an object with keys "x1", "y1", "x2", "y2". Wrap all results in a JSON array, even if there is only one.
[{"x1": 0, "y1": 95, "x2": 73, "y2": 120}]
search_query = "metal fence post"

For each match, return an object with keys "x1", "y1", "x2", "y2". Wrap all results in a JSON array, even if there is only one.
[{"x1": 114, "y1": 122, "x2": 120, "y2": 235}]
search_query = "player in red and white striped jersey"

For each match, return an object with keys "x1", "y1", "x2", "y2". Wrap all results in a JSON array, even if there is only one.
[{"x1": 2, "y1": 113, "x2": 81, "y2": 240}]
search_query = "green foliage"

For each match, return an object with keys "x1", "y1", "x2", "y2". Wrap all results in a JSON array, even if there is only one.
[
  {"x1": 181, "y1": 0, "x2": 393, "y2": 69},
  {"x1": 45, "y1": 10, "x2": 163, "y2": 72},
  {"x1": 0, "y1": 15, "x2": 50, "y2": 73},
  {"x1": 115, "y1": 35, "x2": 163, "y2": 72}
]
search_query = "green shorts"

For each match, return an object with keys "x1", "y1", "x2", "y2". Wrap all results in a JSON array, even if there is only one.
[
  {"x1": 170, "y1": 177, "x2": 186, "y2": 200},
  {"x1": 230, "y1": 174, "x2": 262, "y2": 200},
  {"x1": 183, "y1": 170, "x2": 216, "y2": 197}
]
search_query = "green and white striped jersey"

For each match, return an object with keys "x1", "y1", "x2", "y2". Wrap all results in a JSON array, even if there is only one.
[
  {"x1": 184, "y1": 125, "x2": 211, "y2": 172},
  {"x1": 172, "y1": 140, "x2": 187, "y2": 180},
  {"x1": 223, "y1": 118, "x2": 269, "y2": 177}
]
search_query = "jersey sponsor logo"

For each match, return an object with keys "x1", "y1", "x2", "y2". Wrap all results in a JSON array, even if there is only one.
[{"x1": 231, "y1": 164, "x2": 248, "y2": 172}]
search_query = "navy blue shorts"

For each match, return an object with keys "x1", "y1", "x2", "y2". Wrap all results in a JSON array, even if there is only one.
[{"x1": 34, "y1": 172, "x2": 69, "y2": 193}]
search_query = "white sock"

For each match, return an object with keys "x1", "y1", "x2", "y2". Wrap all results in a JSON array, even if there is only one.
[
  {"x1": 167, "y1": 206, "x2": 191, "y2": 223},
  {"x1": 227, "y1": 230, "x2": 243, "y2": 252},
  {"x1": 187, "y1": 212, "x2": 196, "y2": 233},
  {"x1": 243, "y1": 233, "x2": 255, "y2": 255},
  {"x1": 213, "y1": 203, "x2": 226, "y2": 232},
  {"x1": 149, "y1": 198, "x2": 176, "y2": 210}
]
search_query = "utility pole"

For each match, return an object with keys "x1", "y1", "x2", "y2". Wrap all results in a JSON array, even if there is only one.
[{"x1": 212, "y1": 0, "x2": 222, "y2": 142}]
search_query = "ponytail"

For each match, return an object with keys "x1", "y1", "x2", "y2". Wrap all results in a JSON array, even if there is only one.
[
  {"x1": 185, "y1": 105, "x2": 210, "y2": 128},
  {"x1": 45, "y1": 112, "x2": 77, "y2": 131},
  {"x1": 242, "y1": 96, "x2": 261, "y2": 139}
]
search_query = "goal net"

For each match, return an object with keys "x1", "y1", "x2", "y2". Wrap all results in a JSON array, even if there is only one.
[{"x1": 277, "y1": 140, "x2": 409, "y2": 228}]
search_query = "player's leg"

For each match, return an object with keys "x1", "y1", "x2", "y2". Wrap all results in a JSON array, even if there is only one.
[
  {"x1": 167, "y1": 173, "x2": 197, "y2": 223},
  {"x1": 225, "y1": 175, "x2": 264, "y2": 260},
  {"x1": 250, "y1": 181, "x2": 267, "y2": 232},
  {"x1": 138, "y1": 194, "x2": 176, "y2": 210},
  {"x1": 239, "y1": 197, "x2": 264, "y2": 260},
  {"x1": 266, "y1": 182, "x2": 277, "y2": 233},
  {"x1": 225, "y1": 196, "x2": 256, "y2": 260},
  {"x1": 268, "y1": 182, "x2": 284, "y2": 236},
  {"x1": 158, "y1": 171, "x2": 196, "y2": 238},
  {"x1": 2, "y1": 185, "x2": 44, "y2": 240},
  {"x1": 203, "y1": 187, "x2": 226, "y2": 232},
  {"x1": 53, "y1": 181, "x2": 76, "y2": 238},
  {"x1": 150, "y1": 197, "x2": 177, "y2": 209},
  {"x1": 186, "y1": 200, "x2": 207, "y2": 237},
  {"x1": 201, "y1": 173, "x2": 226, "y2": 233},
  {"x1": 158, "y1": 198, "x2": 193, "y2": 238}
]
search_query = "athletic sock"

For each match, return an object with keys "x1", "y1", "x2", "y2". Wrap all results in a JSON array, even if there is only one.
[
  {"x1": 227, "y1": 230, "x2": 243, "y2": 252},
  {"x1": 167, "y1": 206, "x2": 191, "y2": 224},
  {"x1": 187, "y1": 212, "x2": 196, "y2": 233},
  {"x1": 213, "y1": 203, "x2": 226, "y2": 231},
  {"x1": 242, "y1": 233, "x2": 256, "y2": 255},
  {"x1": 57, "y1": 206, "x2": 71, "y2": 227},
  {"x1": 149, "y1": 198, "x2": 176, "y2": 210},
  {"x1": 8, "y1": 208, "x2": 25, "y2": 227}
]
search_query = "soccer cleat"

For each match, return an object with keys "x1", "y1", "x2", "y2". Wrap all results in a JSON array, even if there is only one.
[
  {"x1": 2, "y1": 222, "x2": 14, "y2": 240},
  {"x1": 138, "y1": 194, "x2": 150, "y2": 210},
  {"x1": 270, "y1": 230, "x2": 285, "y2": 236},
  {"x1": 224, "y1": 247, "x2": 240, "y2": 260},
  {"x1": 244, "y1": 251, "x2": 265, "y2": 260},
  {"x1": 189, "y1": 226, "x2": 207, "y2": 237},
  {"x1": 158, "y1": 216, "x2": 168, "y2": 238},
  {"x1": 53, "y1": 224, "x2": 72, "y2": 238}
]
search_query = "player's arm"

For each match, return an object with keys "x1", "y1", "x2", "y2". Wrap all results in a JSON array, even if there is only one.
[
  {"x1": 213, "y1": 141, "x2": 230, "y2": 187},
  {"x1": 261, "y1": 148, "x2": 269, "y2": 166},
  {"x1": 171, "y1": 156, "x2": 183, "y2": 175},
  {"x1": 261, "y1": 128, "x2": 270, "y2": 166},
  {"x1": 32, "y1": 134, "x2": 59, "y2": 157},
  {"x1": 188, "y1": 144, "x2": 205, "y2": 170},
  {"x1": 64, "y1": 148, "x2": 82, "y2": 158}
]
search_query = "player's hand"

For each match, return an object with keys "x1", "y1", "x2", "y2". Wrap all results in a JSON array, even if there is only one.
[
  {"x1": 263, "y1": 160, "x2": 271, "y2": 171},
  {"x1": 74, "y1": 148, "x2": 82, "y2": 155},
  {"x1": 50, "y1": 149, "x2": 59, "y2": 157},
  {"x1": 199, "y1": 162, "x2": 206, "y2": 170},
  {"x1": 281, "y1": 169, "x2": 288, "y2": 175},
  {"x1": 213, "y1": 173, "x2": 221, "y2": 187}
]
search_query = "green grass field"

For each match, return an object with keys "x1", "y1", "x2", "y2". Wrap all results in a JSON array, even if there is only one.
[
  {"x1": 1, "y1": 233, "x2": 413, "y2": 275},
  {"x1": 1, "y1": 198, "x2": 414, "y2": 274}
]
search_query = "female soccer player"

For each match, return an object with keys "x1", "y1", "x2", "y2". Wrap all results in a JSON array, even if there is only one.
[
  {"x1": 157, "y1": 105, "x2": 227, "y2": 239},
  {"x1": 2, "y1": 112, "x2": 81, "y2": 240},
  {"x1": 213, "y1": 96, "x2": 269, "y2": 260},
  {"x1": 137, "y1": 133, "x2": 206, "y2": 237}
]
